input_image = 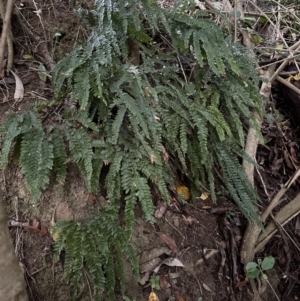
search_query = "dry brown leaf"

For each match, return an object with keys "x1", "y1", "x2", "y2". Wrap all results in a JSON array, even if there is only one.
[
  {"x1": 199, "y1": 192, "x2": 209, "y2": 200},
  {"x1": 140, "y1": 258, "x2": 161, "y2": 274},
  {"x1": 149, "y1": 291, "x2": 159, "y2": 301},
  {"x1": 159, "y1": 275, "x2": 169, "y2": 291},
  {"x1": 150, "y1": 154, "x2": 155, "y2": 163},
  {"x1": 138, "y1": 247, "x2": 171, "y2": 273},
  {"x1": 175, "y1": 292, "x2": 186, "y2": 301},
  {"x1": 271, "y1": 158, "x2": 284, "y2": 171},
  {"x1": 86, "y1": 193, "x2": 96, "y2": 204},
  {"x1": 162, "y1": 257, "x2": 184, "y2": 267},
  {"x1": 175, "y1": 184, "x2": 190, "y2": 200},
  {"x1": 22, "y1": 218, "x2": 48, "y2": 235},
  {"x1": 156, "y1": 232, "x2": 179, "y2": 254},
  {"x1": 284, "y1": 150, "x2": 294, "y2": 169},
  {"x1": 161, "y1": 146, "x2": 169, "y2": 163},
  {"x1": 153, "y1": 257, "x2": 184, "y2": 273},
  {"x1": 235, "y1": 278, "x2": 248, "y2": 288},
  {"x1": 290, "y1": 146, "x2": 299, "y2": 164},
  {"x1": 10, "y1": 70, "x2": 24, "y2": 102},
  {"x1": 154, "y1": 202, "x2": 167, "y2": 219},
  {"x1": 202, "y1": 282, "x2": 212, "y2": 292},
  {"x1": 209, "y1": 207, "x2": 227, "y2": 215}
]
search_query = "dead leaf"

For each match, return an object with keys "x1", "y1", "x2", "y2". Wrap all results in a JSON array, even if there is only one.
[
  {"x1": 202, "y1": 282, "x2": 212, "y2": 292},
  {"x1": 196, "y1": 249, "x2": 219, "y2": 266},
  {"x1": 154, "y1": 257, "x2": 184, "y2": 273},
  {"x1": 22, "y1": 218, "x2": 48, "y2": 235},
  {"x1": 199, "y1": 191, "x2": 209, "y2": 200},
  {"x1": 236, "y1": 278, "x2": 248, "y2": 288},
  {"x1": 10, "y1": 70, "x2": 24, "y2": 103},
  {"x1": 202, "y1": 205, "x2": 211, "y2": 210},
  {"x1": 175, "y1": 292, "x2": 186, "y2": 301},
  {"x1": 154, "y1": 202, "x2": 167, "y2": 219},
  {"x1": 139, "y1": 271, "x2": 150, "y2": 285},
  {"x1": 284, "y1": 150, "x2": 294, "y2": 169},
  {"x1": 150, "y1": 154, "x2": 155, "y2": 163},
  {"x1": 175, "y1": 184, "x2": 190, "y2": 200},
  {"x1": 138, "y1": 247, "x2": 171, "y2": 273},
  {"x1": 169, "y1": 272, "x2": 180, "y2": 279},
  {"x1": 156, "y1": 232, "x2": 179, "y2": 254},
  {"x1": 149, "y1": 292, "x2": 159, "y2": 301},
  {"x1": 209, "y1": 207, "x2": 228, "y2": 215},
  {"x1": 271, "y1": 158, "x2": 284, "y2": 171},
  {"x1": 140, "y1": 257, "x2": 161, "y2": 274},
  {"x1": 86, "y1": 193, "x2": 96, "y2": 204},
  {"x1": 164, "y1": 257, "x2": 184, "y2": 267},
  {"x1": 159, "y1": 275, "x2": 170, "y2": 291},
  {"x1": 161, "y1": 146, "x2": 169, "y2": 163},
  {"x1": 290, "y1": 145, "x2": 299, "y2": 164}
]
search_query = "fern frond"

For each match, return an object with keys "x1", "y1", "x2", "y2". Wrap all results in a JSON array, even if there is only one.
[
  {"x1": 64, "y1": 127, "x2": 93, "y2": 189},
  {"x1": 52, "y1": 128, "x2": 67, "y2": 182},
  {"x1": 20, "y1": 130, "x2": 53, "y2": 201}
]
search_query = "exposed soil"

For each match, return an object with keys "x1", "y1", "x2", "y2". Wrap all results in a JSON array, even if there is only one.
[{"x1": 1, "y1": 1, "x2": 300, "y2": 301}]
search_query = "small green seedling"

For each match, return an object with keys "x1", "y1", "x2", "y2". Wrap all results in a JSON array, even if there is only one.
[
  {"x1": 150, "y1": 275, "x2": 160, "y2": 290},
  {"x1": 246, "y1": 256, "x2": 275, "y2": 280}
]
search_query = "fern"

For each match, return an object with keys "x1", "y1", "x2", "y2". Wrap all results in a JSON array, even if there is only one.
[
  {"x1": 53, "y1": 207, "x2": 138, "y2": 300},
  {"x1": 0, "y1": 0, "x2": 264, "y2": 298}
]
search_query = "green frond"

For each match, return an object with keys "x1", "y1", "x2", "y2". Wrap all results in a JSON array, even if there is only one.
[
  {"x1": 111, "y1": 105, "x2": 127, "y2": 144},
  {"x1": 64, "y1": 127, "x2": 94, "y2": 189},
  {"x1": 20, "y1": 130, "x2": 53, "y2": 201},
  {"x1": 135, "y1": 176, "x2": 155, "y2": 223},
  {"x1": 52, "y1": 128, "x2": 67, "y2": 182},
  {"x1": 1, "y1": 0, "x2": 264, "y2": 297},
  {"x1": 53, "y1": 207, "x2": 138, "y2": 301}
]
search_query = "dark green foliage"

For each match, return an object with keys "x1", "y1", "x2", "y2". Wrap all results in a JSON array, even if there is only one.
[
  {"x1": 0, "y1": 0, "x2": 263, "y2": 298},
  {"x1": 53, "y1": 206, "x2": 138, "y2": 300}
]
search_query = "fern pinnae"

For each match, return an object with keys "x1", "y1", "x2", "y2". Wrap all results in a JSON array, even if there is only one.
[
  {"x1": 136, "y1": 176, "x2": 155, "y2": 222},
  {"x1": 105, "y1": 255, "x2": 116, "y2": 301},
  {"x1": 105, "y1": 151, "x2": 123, "y2": 200},
  {"x1": 114, "y1": 246, "x2": 125, "y2": 294},
  {"x1": 0, "y1": 117, "x2": 21, "y2": 167},
  {"x1": 111, "y1": 105, "x2": 127, "y2": 144},
  {"x1": 52, "y1": 128, "x2": 67, "y2": 182},
  {"x1": 124, "y1": 192, "x2": 138, "y2": 239},
  {"x1": 193, "y1": 31, "x2": 204, "y2": 67}
]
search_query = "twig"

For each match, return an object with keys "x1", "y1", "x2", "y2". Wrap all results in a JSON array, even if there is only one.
[
  {"x1": 255, "y1": 192, "x2": 300, "y2": 252},
  {"x1": 270, "y1": 40, "x2": 300, "y2": 83},
  {"x1": 276, "y1": 76, "x2": 300, "y2": 96},
  {"x1": 255, "y1": 163, "x2": 270, "y2": 199},
  {"x1": 0, "y1": 0, "x2": 14, "y2": 70},
  {"x1": 270, "y1": 213, "x2": 291, "y2": 275},
  {"x1": 164, "y1": 216, "x2": 185, "y2": 239},
  {"x1": 195, "y1": 249, "x2": 218, "y2": 266},
  {"x1": 257, "y1": 53, "x2": 300, "y2": 70},
  {"x1": 265, "y1": 279, "x2": 281, "y2": 301},
  {"x1": 248, "y1": 0, "x2": 290, "y2": 51},
  {"x1": 272, "y1": 213, "x2": 300, "y2": 253},
  {"x1": 261, "y1": 167, "x2": 300, "y2": 222}
]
